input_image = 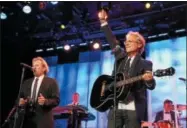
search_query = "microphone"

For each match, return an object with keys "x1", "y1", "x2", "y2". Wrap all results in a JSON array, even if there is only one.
[
  {"x1": 20, "y1": 63, "x2": 33, "y2": 71},
  {"x1": 111, "y1": 45, "x2": 121, "y2": 54},
  {"x1": 179, "y1": 77, "x2": 186, "y2": 82}
]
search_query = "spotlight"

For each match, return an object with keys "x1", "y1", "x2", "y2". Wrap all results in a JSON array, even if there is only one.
[
  {"x1": 51, "y1": 1, "x2": 58, "y2": 5},
  {"x1": 0, "y1": 12, "x2": 7, "y2": 20},
  {"x1": 93, "y1": 43, "x2": 100, "y2": 50},
  {"x1": 60, "y1": 24, "x2": 66, "y2": 29},
  {"x1": 23, "y1": 5, "x2": 32, "y2": 14},
  {"x1": 145, "y1": 2, "x2": 151, "y2": 9},
  {"x1": 64, "y1": 44, "x2": 71, "y2": 51},
  {"x1": 91, "y1": 40, "x2": 101, "y2": 50}
]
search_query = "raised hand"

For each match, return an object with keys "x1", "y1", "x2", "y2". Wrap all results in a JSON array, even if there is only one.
[{"x1": 98, "y1": 9, "x2": 108, "y2": 23}]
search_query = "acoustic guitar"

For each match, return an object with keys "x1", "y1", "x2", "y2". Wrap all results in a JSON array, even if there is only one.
[{"x1": 90, "y1": 67, "x2": 175, "y2": 112}]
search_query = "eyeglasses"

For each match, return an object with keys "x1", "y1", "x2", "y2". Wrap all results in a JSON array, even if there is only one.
[{"x1": 124, "y1": 40, "x2": 138, "y2": 44}]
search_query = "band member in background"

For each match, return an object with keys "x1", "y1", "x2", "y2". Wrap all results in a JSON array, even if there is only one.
[
  {"x1": 98, "y1": 10, "x2": 156, "y2": 128},
  {"x1": 154, "y1": 99, "x2": 180, "y2": 127},
  {"x1": 68, "y1": 92, "x2": 80, "y2": 106},
  {"x1": 19, "y1": 57, "x2": 60, "y2": 128},
  {"x1": 67, "y1": 93, "x2": 87, "y2": 128}
]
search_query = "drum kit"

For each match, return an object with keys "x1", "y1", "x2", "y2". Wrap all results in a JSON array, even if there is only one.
[
  {"x1": 141, "y1": 104, "x2": 187, "y2": 128},
  {"x1": 155, "y1": 77, "x2": 187, "y2": 128},
  {"x1": 141, "y1": 77, "x2": 186, "y2": 128}
]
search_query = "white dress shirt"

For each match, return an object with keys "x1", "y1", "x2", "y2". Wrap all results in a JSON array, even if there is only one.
[
  {"x1": 163, "y1": 110, "x2": 172, "y2": 121},
  {"x1": 30, "y1": 75, "x2": 45, "y2": 101}
]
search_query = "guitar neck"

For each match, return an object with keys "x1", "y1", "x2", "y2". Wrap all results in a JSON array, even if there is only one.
[{"x1": 116, "y1": 75, "x2": 143, "y2": 87}]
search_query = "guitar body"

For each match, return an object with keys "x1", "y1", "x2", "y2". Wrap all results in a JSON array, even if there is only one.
[{"x1": 90, "y1": 73, "x2": 130, "y2": 112}]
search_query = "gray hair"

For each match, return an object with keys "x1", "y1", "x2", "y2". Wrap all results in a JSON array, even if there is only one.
[{"x1": 126, "y1": 31, "x2": 145, "y2": 54}]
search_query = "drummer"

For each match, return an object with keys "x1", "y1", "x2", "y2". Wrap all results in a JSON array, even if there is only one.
[{"x1": 154, "y1": 99, "x2": 180, "y2": 127}]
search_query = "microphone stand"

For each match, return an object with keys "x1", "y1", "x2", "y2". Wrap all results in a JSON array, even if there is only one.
[
  {"x1": 1, "y1": 106, "x2": 16, "y2": 128},
  {"x1": 113, "y1": 57, "x2": 117, "y2": 128},
  {"x1": 13, "y1": 67, "x2": 26, "y2": 128}
]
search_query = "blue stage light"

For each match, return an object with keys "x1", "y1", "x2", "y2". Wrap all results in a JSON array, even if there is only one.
[{"x1": 0, "y1": 12, "x2": 7, "y2": 20}]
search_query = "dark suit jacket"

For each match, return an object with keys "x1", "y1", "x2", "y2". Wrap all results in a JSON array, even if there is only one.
[
  {"x1": 155, "y1": 111, "x2": 175, "y2": 122},
  {"x1": 20, "y1": 76, "x2": 60, "y2": 128},
  {"x1": 101, "y1": 24, "x2": 156, "y2": 122},
  {"x1": 154, "y1": 110, "x2": 179, "y2": 126}
]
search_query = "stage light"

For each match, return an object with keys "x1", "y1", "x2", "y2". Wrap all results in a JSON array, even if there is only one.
[
  {"x1": 56, "y1": 46, "x2": 63, "y2": 49},
  {"x1": 93, "y1": 42, "x2": 100, "y2": 50},
  {"x1": 175, "y1": 29, "x2": 186, "y2": 33},
  {"x1": 36, "y1": 49, "x2": 43, "y2": 52},
  {"x1": 46, "y1": 48, "x2": 54, "y2": 51},
  {"x1": 102, "y1": 44, "x2": 110, "y2": 47},
  {"x1": 23, "y1": 5, "x2": 32, "y2": 14},
  {"x1": 51, "y1": 1, "x2": 58, "y2": 5},
  {"x1": 148, "y1": 35, "x2": 157, "y2": 39},
  {"x1": 158, "y1": 33, "x2": 168, "y2": 37},
  {"x1": 145, "y1": 2, "x2": 151, "y2": 9},
  {"x1": 79, "y1": 43, "x2": 87, "y2": 46},
  {"x1": 0, "y1": 12, "x2": 7, "y2": 20},
  {"x1": 64, "y1": 44, "x2": 71, "y2": 51},
  {"x1": 60, "y1": 24, "x2": 65, "y2": 29}
]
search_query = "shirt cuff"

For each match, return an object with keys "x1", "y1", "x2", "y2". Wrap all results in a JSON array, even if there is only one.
[
  {"x1": 101, "y1": 22, "x2": 108, "y2": 27},
  {"x1": 145, "y1": 80, "x2": 153, "y2": 87}
]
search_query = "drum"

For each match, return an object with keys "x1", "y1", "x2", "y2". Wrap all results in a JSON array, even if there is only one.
[{"x1": 156, "y1": 120, "x2": 173, "y2": 128}]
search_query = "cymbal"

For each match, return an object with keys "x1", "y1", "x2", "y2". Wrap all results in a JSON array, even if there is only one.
[
  {"x1": 172, "y1": 104, "x2": 187, "y2": 111},
  {"x1": 179, "y1": 77, "x2": 186, "y2": 81},
  {"x1": 179, "y1": 117, "x2": 187, "y2": 121}
]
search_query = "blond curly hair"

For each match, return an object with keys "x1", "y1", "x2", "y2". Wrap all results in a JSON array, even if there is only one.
[{"x1": 32, "y1": 57, "x2": 49, "y2": 74}]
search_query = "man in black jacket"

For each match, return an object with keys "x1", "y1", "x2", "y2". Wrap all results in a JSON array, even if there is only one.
[
  {"x1": 18, "y1": 57, "x2": 60, "y2": 128},
  {"x1": 154, "y1": 99, "x2": 179, "y2": 127},
  {"x1": 98, "y1": 10, "x2": 156, "y2": 128}
]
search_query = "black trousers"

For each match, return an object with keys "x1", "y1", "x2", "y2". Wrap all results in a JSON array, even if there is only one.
[{"x1": 107, "y1": 108, "x2": 140, "y2": 128}]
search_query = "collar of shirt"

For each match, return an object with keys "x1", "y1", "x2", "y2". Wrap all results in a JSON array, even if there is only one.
[{"x1": 34, "y1": 74, "x2": 45, "y2": 81}]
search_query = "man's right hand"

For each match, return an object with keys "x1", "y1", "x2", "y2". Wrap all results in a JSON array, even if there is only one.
[
  {"x1": 98, "y1": 9, "x2": 108, "y2": 23},
  {"x1": 19, "y1": 98, "x2": 27, "y2": 106}
]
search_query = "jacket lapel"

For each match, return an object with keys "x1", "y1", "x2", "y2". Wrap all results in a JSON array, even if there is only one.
[
  {"x1": 28, "y1": 78, "x2": 34, "y2": 97},
  {"x1": 171, "y1": 111, "x2": 175, "y2": 121},
  {"x1": 161, "y1": 111, "x2": 164, "y2": 120}
]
